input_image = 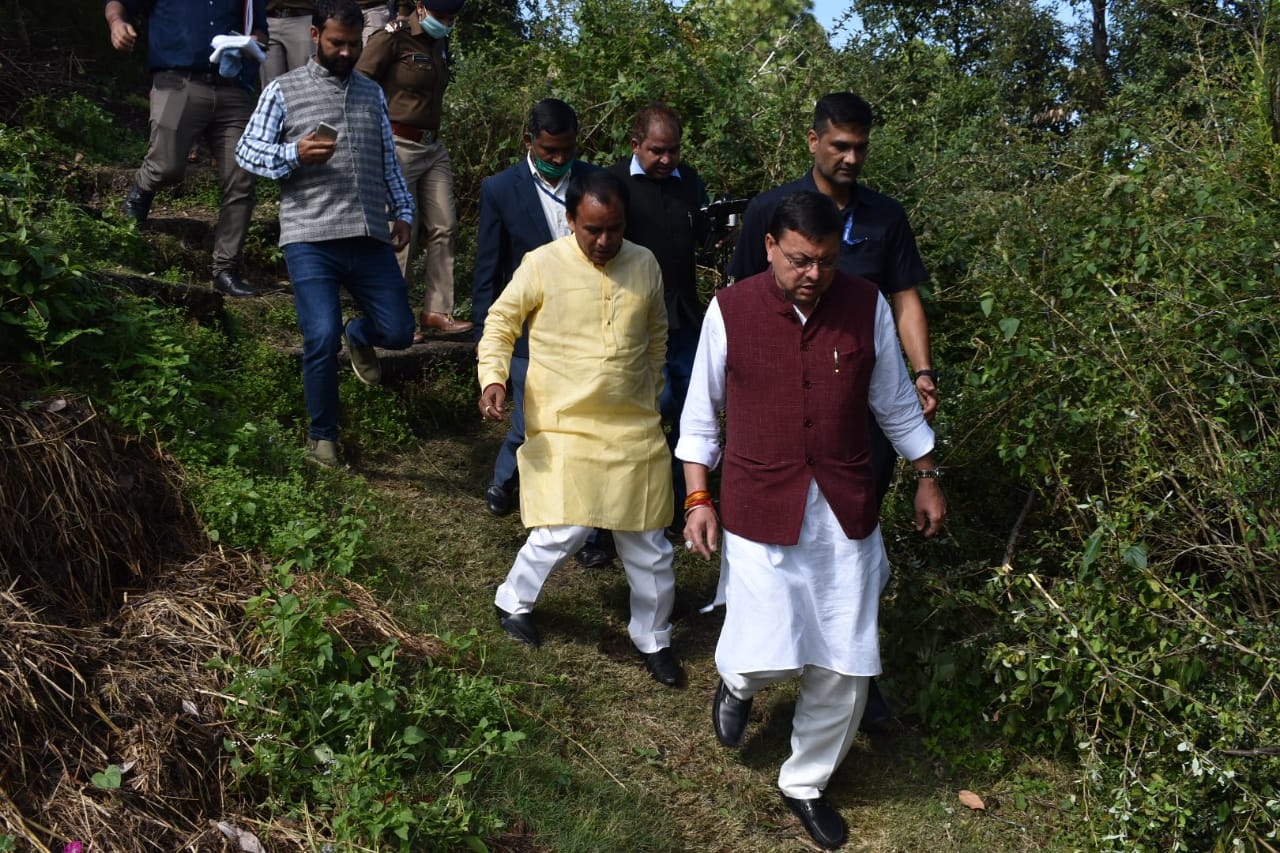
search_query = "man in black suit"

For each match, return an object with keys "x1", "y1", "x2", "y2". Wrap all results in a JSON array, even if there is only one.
[{"x1": 472, "y1": 99, "x2": 596, "y2": 527}]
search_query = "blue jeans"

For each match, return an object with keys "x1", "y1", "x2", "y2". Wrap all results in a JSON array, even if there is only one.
[
  {"x1": 491, "y1": 353, "x2": 528, "y2": 492},
  {"x1": 284, "y1": 238, "x2": 414, "y2": 442},
  {"x1": 661, "y1": 324, "x2": 700, "y2": 517}
]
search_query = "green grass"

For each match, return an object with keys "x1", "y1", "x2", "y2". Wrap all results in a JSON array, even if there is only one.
[{"x1": 338, "y1": 375, "x2": 1089, "y2": 852}]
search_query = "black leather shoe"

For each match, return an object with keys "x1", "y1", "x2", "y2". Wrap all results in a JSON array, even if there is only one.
[
  {"x1": 643, "y1": 647, "x2": 683, "y2": 687},
  {"x1": 485, "y1": 484, "x2": 513, "y2": 517},
  {"x1": 575, "y1": 543, "x2": 612, "y2": 568},
  {"x1": 212, "y1": 270, "x2": 260, "y2": 298},
  {"x1": 859, "y1": 677, "x2": 894, "y2": 734},
  {"x1": 712, "y1": 680, "x2": 752, "y2": 747},
  {"x1": 781, "y1": 792, "x2": 847, "y2": 849},
  {"x1": 495, "y1": 606, "x2": 540, "y2": 648},
  {"x1": 122, "y1": 184, "x2": 154, "y2": 224}
]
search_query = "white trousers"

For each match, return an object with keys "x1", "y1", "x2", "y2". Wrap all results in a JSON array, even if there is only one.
[
  {"x1": 721, "y1": 666, "x2": 869, "y2": 799},
  {"x1": 495, "y1": 525, "x2": 675, "y2": 654}
]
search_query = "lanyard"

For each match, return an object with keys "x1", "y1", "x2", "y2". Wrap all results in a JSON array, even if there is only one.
[
  {"x1": 842, "y1": 208, "x2": 867, "y2": 247},
  {"x1": 533, "y1": 175, "x2": 567, "y2": 207}
]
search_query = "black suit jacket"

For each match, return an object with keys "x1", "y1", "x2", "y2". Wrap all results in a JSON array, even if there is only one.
[{"x1": 471, "y1": 157, "x2": 596, "y2": 357}]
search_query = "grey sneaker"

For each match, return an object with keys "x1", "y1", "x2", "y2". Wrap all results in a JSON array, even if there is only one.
[
  {"x1": 344, "y1": 320, "x2": 382, "y2": 385},
  {"x1": 304, "y1": 438, "x2": 340, "y2": 467}
]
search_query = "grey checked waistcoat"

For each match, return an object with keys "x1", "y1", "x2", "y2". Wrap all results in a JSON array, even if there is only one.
[{"x1": 275, "y1": 62, "x2": 398, "y2": 246}]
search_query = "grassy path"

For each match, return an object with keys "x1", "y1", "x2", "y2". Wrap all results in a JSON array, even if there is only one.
[{"x1": 352, "y1": 425, "x2": 1081, "y2": 853}]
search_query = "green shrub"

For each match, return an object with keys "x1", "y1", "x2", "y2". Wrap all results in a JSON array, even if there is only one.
[
  {"x1": 21, "y1": 93, "x2": 145, "y2": 163},
  {"x1": 0, "y1": 191, "x2": 104, "y2": 374},
  {"x1": 218, "y1": 525, "x2": 523, "y2": 851},
  {"x1": 888, "y1": 64, "x2": 1280, "y2": 850}
]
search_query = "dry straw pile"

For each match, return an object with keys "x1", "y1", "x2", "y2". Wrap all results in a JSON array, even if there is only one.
[{"x1": 0, "y1": 385, "x2": 440, "y2": 851}]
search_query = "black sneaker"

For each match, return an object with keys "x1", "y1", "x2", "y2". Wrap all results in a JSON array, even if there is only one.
[{"x1": 122, "y1": 184, "x2": 154, "y2": 224}]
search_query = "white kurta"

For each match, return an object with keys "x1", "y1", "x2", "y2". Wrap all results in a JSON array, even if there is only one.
[{"x1": 675, "y1": 293, "x2": 934, "y2": 676}]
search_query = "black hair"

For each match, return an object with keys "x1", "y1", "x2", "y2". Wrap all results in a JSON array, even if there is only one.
[
  {"x1": 566, "y1": 169, "x2": 629, "y2": 218},
  {"x1": 527, "y1": 98, "x2": 578, "y2": 139},
  {"x1": 767, "y1": 191, "x2": 841, "y2": 243},
  {"x1": 813, "y1": 92, "x2": 874, "y2": 134},
  {"x1": 314, "y1": 0, "x2": 363, "y2": 31},
  {"x1": 629, "y1": 102, "x2": 682, "y2": 144}
]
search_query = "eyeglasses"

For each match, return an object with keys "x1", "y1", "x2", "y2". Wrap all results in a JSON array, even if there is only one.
[{"x1": 782, "y1": 253, "x2": 838, "y2": 272}]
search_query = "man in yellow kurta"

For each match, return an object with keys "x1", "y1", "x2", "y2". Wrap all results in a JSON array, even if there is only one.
[{"x1": 477, "y1": 169, "x2": 683, "y2": 687}]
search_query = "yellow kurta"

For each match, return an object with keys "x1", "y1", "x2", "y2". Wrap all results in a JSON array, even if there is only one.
[{"x1": 478, "y1": 235, "x2": 672, "y2": 531}]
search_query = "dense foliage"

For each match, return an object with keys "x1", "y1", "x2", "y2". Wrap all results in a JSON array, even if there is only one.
[
  {"x1": 445, "y1": 1, "x2": 1280, "y2": 849},
  {"x1": 0, "y1": 101, "x2": 517, "y2": 849},
  {"x1": 5, "y1": 0, "x2": 1280, "y2": 848}
]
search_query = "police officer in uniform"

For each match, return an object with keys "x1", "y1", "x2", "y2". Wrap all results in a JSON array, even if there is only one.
[{"x1": 357, "y1": 0, "x2": 472, "y2": 339}]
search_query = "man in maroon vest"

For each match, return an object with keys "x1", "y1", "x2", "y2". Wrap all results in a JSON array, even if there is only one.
[{"x1": 677, "y1": 191, "x2": 947, "y2": 850}]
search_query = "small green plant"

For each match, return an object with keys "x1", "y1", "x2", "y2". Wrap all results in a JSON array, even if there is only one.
[
  {"x1": 340, "y1": 378, "x2": 416, "y2": 451},
  {"x1": 91, "y1": 764, "x2": 123, "y2": 790},
  {"x1": 21, "y1": 94, "x2": 145, "y2": 162},
  {"x1": 217, "y1": 530, "x2": 523, "y2": 850},
  {"x1": 0, "y1": 196, "x2": 104, "y2": 374}
]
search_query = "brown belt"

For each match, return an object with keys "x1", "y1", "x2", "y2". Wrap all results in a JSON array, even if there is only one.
[
  {"x1": 390, "y1": 122, "x2": 437, "y2": 144},
  {"x1": 267, "y1": 7, "x2": 312, "y2": 17}
]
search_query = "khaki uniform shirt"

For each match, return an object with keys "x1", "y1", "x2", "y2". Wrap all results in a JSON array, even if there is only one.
[{"x1": 355, "y1": 17, "x2": 449, "y2": 132}]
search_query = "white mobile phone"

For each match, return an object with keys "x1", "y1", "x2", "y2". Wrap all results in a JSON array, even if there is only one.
[{"x1": 315, "y1": 121, "x2": 339, "y2": 141}]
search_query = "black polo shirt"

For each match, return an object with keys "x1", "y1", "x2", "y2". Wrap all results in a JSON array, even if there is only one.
[{"x1": 725, "y1": 169, "x2": 928, "y2": 296}]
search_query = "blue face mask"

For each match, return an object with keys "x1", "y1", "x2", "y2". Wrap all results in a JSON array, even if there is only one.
[{"x1": 420, "y1": 12, "x2": 452, "y2": 38}]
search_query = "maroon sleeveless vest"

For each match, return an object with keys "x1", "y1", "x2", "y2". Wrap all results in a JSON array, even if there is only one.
[{"x1": 717, "y1": 270, "x2": 880, "y2": 545}]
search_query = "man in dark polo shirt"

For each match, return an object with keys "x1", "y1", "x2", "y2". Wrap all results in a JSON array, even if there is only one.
[
  {"x1": 729, "y1": 91, "x2": 938, "y2": 481},
  {"x1": 104, "y1": 0, "x2": 266, "y2": 298},
  {"x1": 608, "y1": 102, "x2": 708, "y2": 525}
]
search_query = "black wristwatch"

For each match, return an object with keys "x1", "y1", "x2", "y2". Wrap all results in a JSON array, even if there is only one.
[{"x1": 914, "y1": 368, "x2": 939, "y2": 384}]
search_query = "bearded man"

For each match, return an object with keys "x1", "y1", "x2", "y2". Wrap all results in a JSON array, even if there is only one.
[{"x1": 236, "y1": 0, "x2": 415, "y2": 466}]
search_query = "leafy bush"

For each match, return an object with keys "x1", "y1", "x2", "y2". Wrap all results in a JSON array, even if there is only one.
[
  {"x1": 21, "y1": 94, "x2": 145, "y2": 163},
  {"x1": 218, "y1": 525, "x2": 523, "y2": 851},
  {"x1": 879, "y1": 43, "x2": 1280, "y2": 851},
  {"x1": 445, "y1": 0, "x2": 842, "y2": 209},
  {"x1": 0, "y1": 196, "x2": 99, "y2": 374}
]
